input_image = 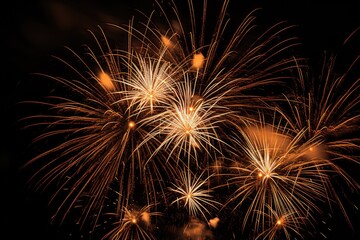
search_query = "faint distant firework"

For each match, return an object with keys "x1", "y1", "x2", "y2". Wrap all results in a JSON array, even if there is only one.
[{"x1": 20, "y1": 0, "x2": 359, "y2": 239}]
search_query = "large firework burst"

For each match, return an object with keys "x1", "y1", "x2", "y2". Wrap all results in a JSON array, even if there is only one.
[{"x1": 219, "y1": 114, "x2": 331, "y2": 239}]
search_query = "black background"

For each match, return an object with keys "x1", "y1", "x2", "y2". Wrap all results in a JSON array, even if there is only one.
[{"x1": 2, "y1": 1, "x2": 359, "y2": 239}]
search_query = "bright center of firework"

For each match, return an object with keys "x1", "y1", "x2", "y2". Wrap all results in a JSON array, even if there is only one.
[
  {"x1": 258, "y1": 172, "x2": 263, "y2": 178},
  {"x1": 189, "y1": 106, "x2": 194, "y2": 112},
  {"x1": 132, "y1": 218, "x2": 137, "y2": 224},
  {"x1": 147, "y1": 90, "x2": 154, "y2": 100},
  {"x1": 187, "y1": 193, "x2": 193, "y2": 199},
  {"x1": 185, "y1": 128, "x2": 191, "y2": 134},
  {"x1": 128, "y1": 121, "x2": 136, "y2": 128},
  {"x1": 276, "y1": 219, "x2": 282, "y2": 225},
  {"x1": 192, "y1": 53, "x2": 205, "y2": 69}
]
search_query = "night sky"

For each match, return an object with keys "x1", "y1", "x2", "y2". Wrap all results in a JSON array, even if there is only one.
[{"x1": 3, "y1": 1, "x2": 359, "y2": 239}]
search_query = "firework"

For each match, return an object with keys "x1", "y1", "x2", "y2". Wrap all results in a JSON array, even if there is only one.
[
  {"x1": 219, "y1": 113, "x2": 338, "y2": 239},
  {"x1": 20, "y1": 25, "x2": 179, "y2": 231},
  {"x1": 274, "y1": 34, "x2": 360, "y2": 228},
  {"x1": 140, "y1": 74, "x2": 232, "y2": 168},
  {"x1": 102, "y1": 204, "x2": 162, "y2": 240},
  {"x1": 254, "y1": 205, "x2": 305, "y2": 240},
  {"x1": 18, "y1": 0, "x2": 359, "y2": 239},
  {"x1": 168, "y1": 168, "x2": 221, "y2": 221}
]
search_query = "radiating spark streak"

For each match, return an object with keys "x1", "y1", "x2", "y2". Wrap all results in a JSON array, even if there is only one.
[{"x1": 152, "y1": 0, "x2": 301, "y2": 107}]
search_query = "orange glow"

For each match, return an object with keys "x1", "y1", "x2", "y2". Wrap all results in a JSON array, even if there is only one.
[
  {"x1": 209, "y1": 217, "x2": 220, "y2": 228},
  {"x1": 258, "y1": 172, "x2": 263, "y2": 178},
  {"x1": 191, "y1": 53, "x2": 205, "y2": 69},
  {"x1": 141, "y1": 212, "x2": 151, "y2": 225},
  {"x1": 161, "y1": 35, "x2": 172, "y2": 48},
  {"x1": 304, "y1": 144, "x2": 326, "y2": 160},
  {"x1": 128, "y1": 121, "x2": 136, "y2": 128},
  {"x1": 99, "y1": 72, "x2": 115, "y2": 90},
  {"x1": 276, "y1": 219, "x2": 282, "y2": 225},
  {"x1": 132, "y1": 218, "x2": 137, "y2": 224}
]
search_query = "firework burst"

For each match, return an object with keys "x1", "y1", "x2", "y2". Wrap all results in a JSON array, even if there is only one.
[
  {"x1": 102, "y1": 204, "x2": 162, "y2": 240},
  {"x1": 140, "y1": 74, "x2": 232, "y2": 168},
  {"x1": 254, "y1": 205, "x2": 305, "y2": 240},
  {"x1": 274, "y1": 32, "x2": 360, "y2": 228},
  {"x1": 219, "y1": 113, "x2": 339, "y2": 239},
  {"x1": 115, "y1": 49, "x2": 179, "y2": 115},
  {"x1": 124, "y1": 0, "x2": 302, "y2": 115},
  {"x1": 20, "y1": 25, "x2": 179, "y2": 230},
  {"x1": 18, "y1": 0, "x2": 359, "y2": 239},
  {"x1": 169, "y1": 168, "x2": 221, "y2": 221}
]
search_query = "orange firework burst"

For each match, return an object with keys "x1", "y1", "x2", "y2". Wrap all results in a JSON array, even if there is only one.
[
  {"x1": 102, "y1": 204, "x2": 162, "y2": 240},
  {"x1": 20, "y1": 26, "x2": 179, "y2": 231},
  {"x1": 219, "y1": 113, "x2": 339, "y2": 239}
]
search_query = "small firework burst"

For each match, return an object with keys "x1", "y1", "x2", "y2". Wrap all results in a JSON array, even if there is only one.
[
  {"x1": 102, "y1": 204, "x2": 162, "y2": 240},
  {"x1": 169, "y1": 168, "x2": 221, "y2": 221},
  {"x1": 255, "y1": 205, "x2": 306, "y2": 240}
]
